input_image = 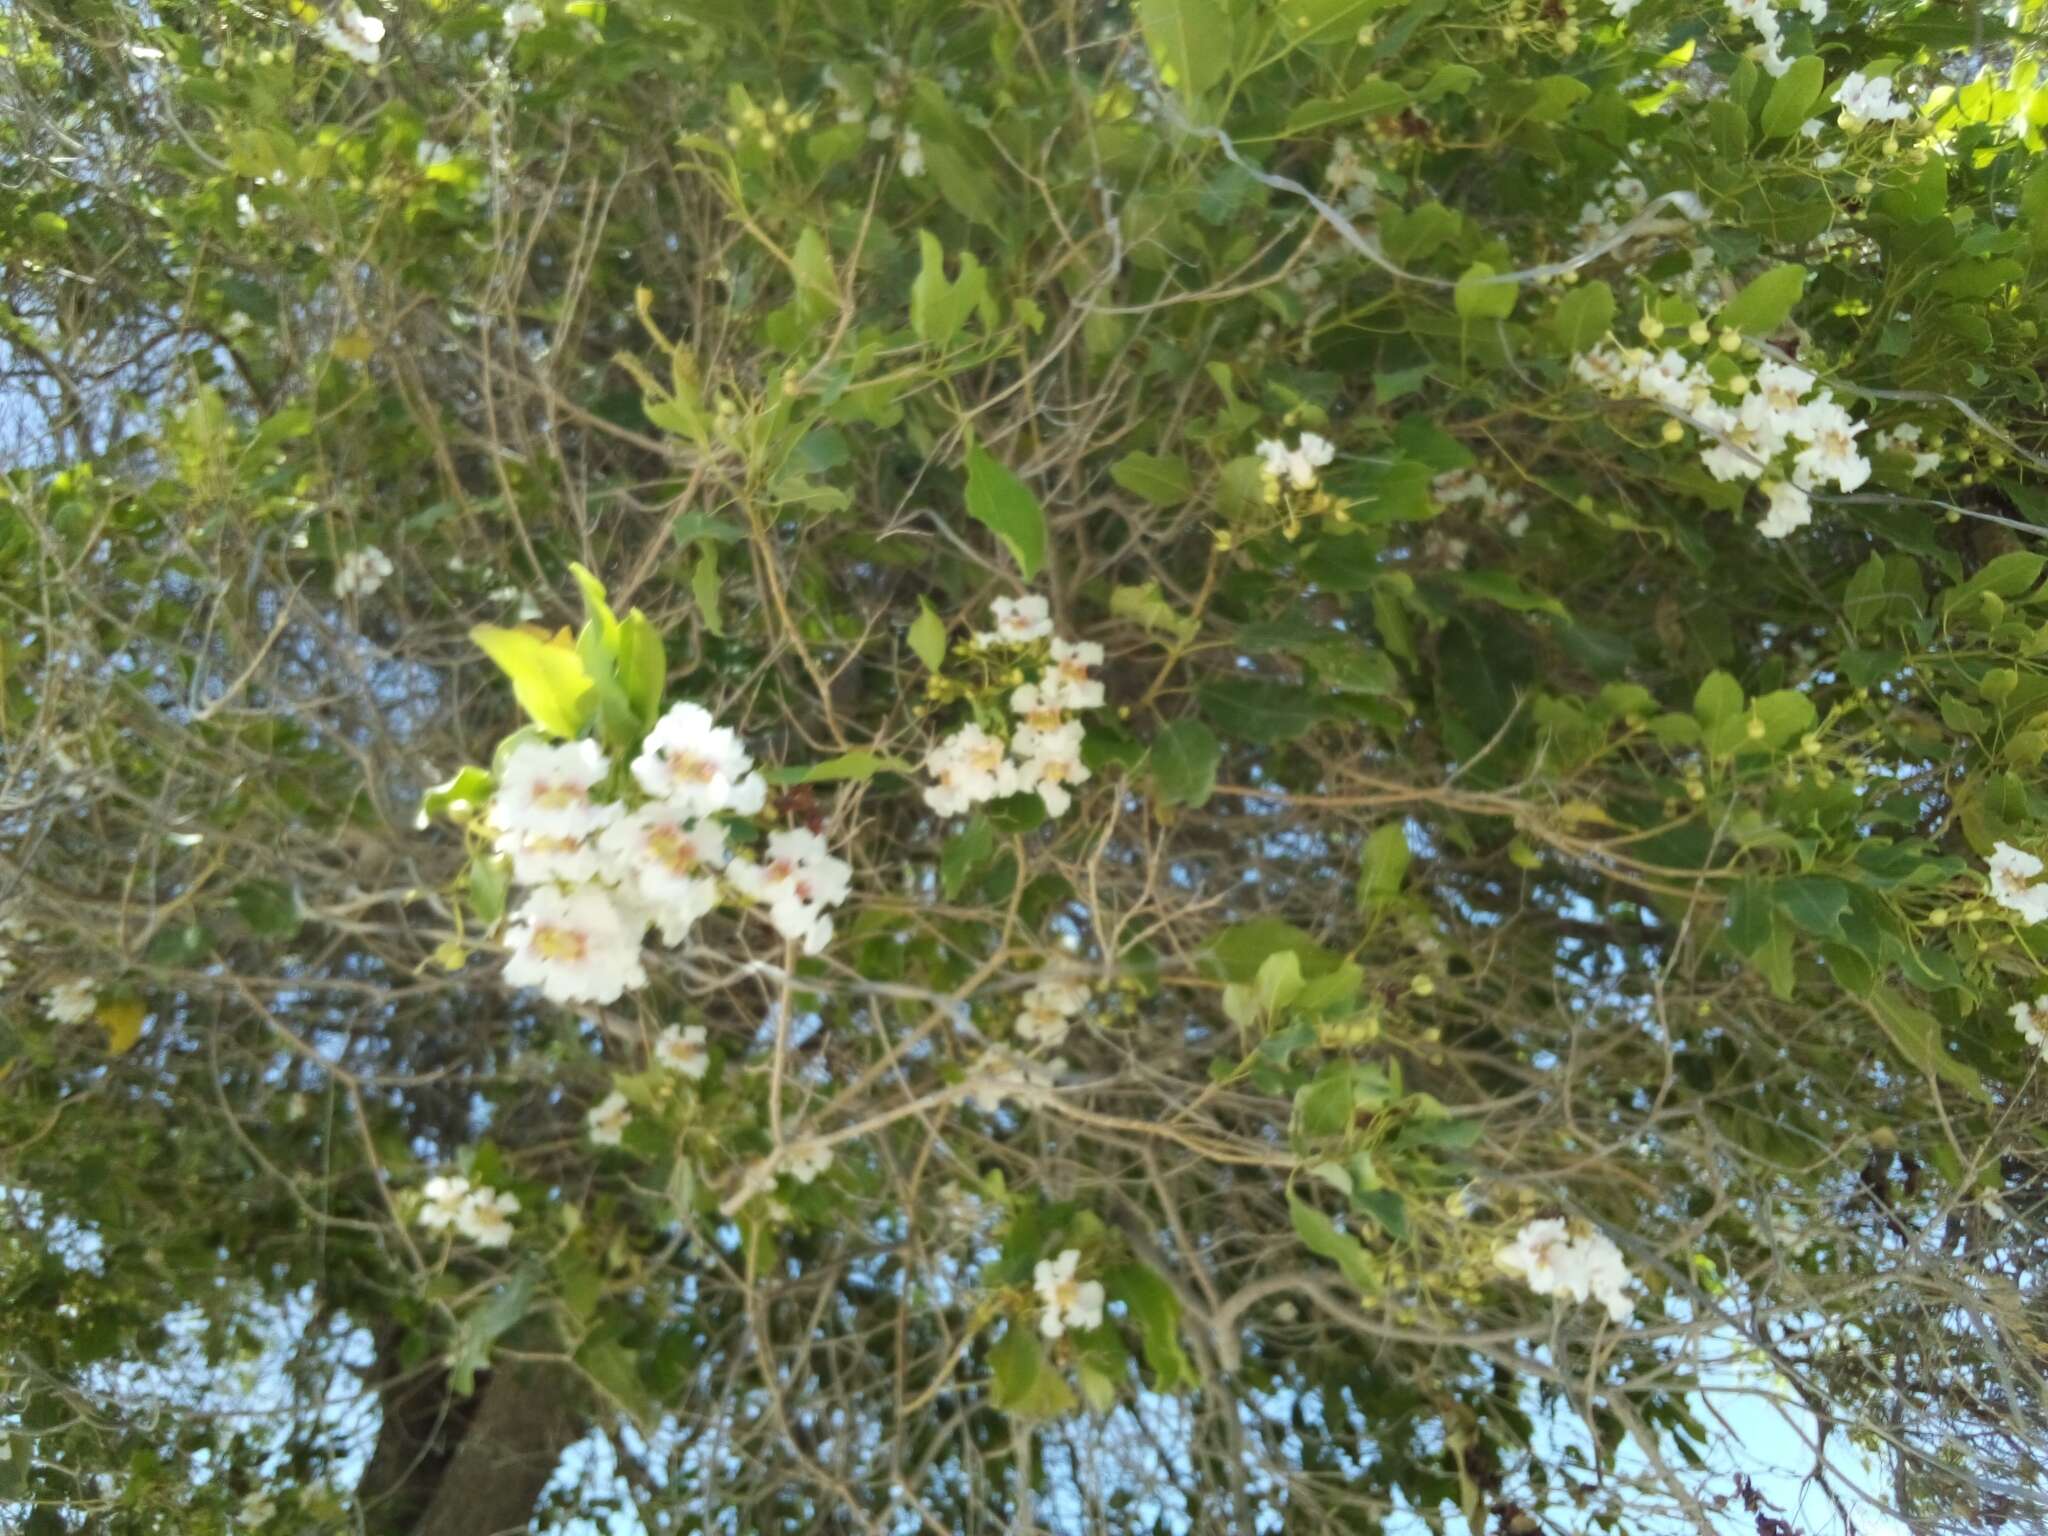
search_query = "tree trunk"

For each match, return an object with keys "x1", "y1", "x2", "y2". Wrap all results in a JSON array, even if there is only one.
[{"x1": 357, "y1": 1327, "x2": 586, "y2": 1536}]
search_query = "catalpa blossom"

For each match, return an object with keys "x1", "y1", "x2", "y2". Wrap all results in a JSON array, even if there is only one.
[
  {"x1": 459, "y1": 1186, "x2": 519, "y2": 1247},
  {"x1": 654, "y1": 1023, "x2": 710, "y2": 1079},
  {"x1": 783, "y1": 1140, "x2": 833, "y2": 1184},
  {"x1": 1033, "y1": 1248, "x2": 1106, "y2": 1338},
  {"x1": 1041, "y1": 639, "x2": 1107, "y2": 711},
  {"x1": 334, "y1": 545, "x2": 394, "y2": 598},
  {"x1": 983, "y1": 594, "x2": 1054, "y2": 645},
  {"x1": 503, "y1": 884, "x2": 648, "y2": 1005},
  {"x1": 45, "y1": 977, "x2": 97, "y2": 1025},
  {"x1": 1496, "y1": 1218, "x2": 1636, "y2": 1323},
  {"x1": 1988, "y1": 842, "x2": 2048, "y2": 924},
  {"x1": 923, "y1": 724, "x2": 1021, "y2": 816},
  {"x1": 502, "y1": 0, "x2": 544, "y2": 33},
  {"x1": 727, "y1": 828, "x2": 851, "y2": 954},
  {"x1": 1256, "y1": 432, "x2": 1336, "y2": 495},
  {"x1": 1013, "y1": 719, "x2": 1091, "y2": 817},
  {"x1": 599, "y1": 804, "x2": 727, "y2": 944},
  {"x1": 630, "y1": 703, "x2": 768, "y2": 820},
  {"x1": 1758, "y1": 480, "x2": 1813, "y2": 540},
  {"x1": 417, "y1": 1174, "x2": 474, "y2": 1232},
  {"x1": 587, "y1": 1090, "x2": 632, "y2": 1147},
  {"x1": 1836, "y1": 72, "x2": 1912, "y2": 129},
  {"x1": 314, "y1": 3, "x2": 384, "y2": 65},
  {"x1": 495, "y1": 740, "x2": 622, "y2": 842},
  {"x1": 966, "y1": 1046, "x2": 1066, "y2": 1112},
  {"x1": 1015, "y1": 976, "x2": 1089, "y2": 1048},
  {"x1": 2009, "y1": 998, "x2": 2048, "y2": 1057},
  {"x1": 494, "y1": 830, "x2": 605, "y2": 888}
]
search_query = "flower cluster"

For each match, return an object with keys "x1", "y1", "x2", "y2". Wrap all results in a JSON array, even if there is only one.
[
  {"x1": 490, "y1": 704, "x2": 851, "y2": 1006},
  {"x1": 588, "y1": 1025, "x2": 715, "y2": 1144},
  {"x1": 1988, "y1": 842, "x2": 2048, "y2": 924},
  {"x1": 1032, "y1": 1248, "x2": 1106, "y2": 1339},
  {"x1": 1495, "y1": 1218, "x2": 1636, "y2": 1323},
  {"x1": 334, "y1": 545, "x2": 394, "y2": 599},
  {"x1": 1835, "y1": 71, "x2": 1912, "y2": 129},
  {"x1": 415, "y1": 1174, "x2": 519, "y2": 1248},
  {"x1": 1575, "y1": 341, "x2": 1873, "y2": 539},
  {"x1": 1723, "y1": 0, "x2": 1827, "y2": 77},
  {"x1": 1431, "y1": 466, "x2": 1528, "y2": 536},
  {"x1": 922, "y1": 596, "x2": 1106, "y2": 819},
  {"x1": 2009, "y1": 997, "x2": 2048, "y2": 1060},
  {"x1": 314, "y1": 3, "x2": 384, "y2": 66}
]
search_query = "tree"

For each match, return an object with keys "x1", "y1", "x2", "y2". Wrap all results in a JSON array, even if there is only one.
[{"x1": 3, "y1": 0, "x2": 2048, "y2": 1532}]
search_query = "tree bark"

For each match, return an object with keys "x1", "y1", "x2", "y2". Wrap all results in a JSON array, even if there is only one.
[{"x1": 356, "y1": 1326, "x2": 586, "y2": 1536}]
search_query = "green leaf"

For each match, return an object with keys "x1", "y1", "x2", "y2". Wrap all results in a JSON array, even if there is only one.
[
  {"x1": 1551, "y1": 280, "x2": 1615, "y2": 352},
  {"x1": 1773, "y1": 875, "x2": 1850, "y2": 939},
  {"x1": 1288, "y1": 1194, "x2": 1381, "y2": 1294},
  {"x1": 615, "y1": 610, "x2": 667, "y2": 729},
  {"x1": 1137, "y1": 0, "x2": 1231, "y2": 97},
  {"x1": 1199, "y1": 678, "x2": 1327, "y2": 743},
  {"x1": 1107, "y1": 1264, "x2": 1193, "y2": 1390},
  {"x1": 908, "y1": 601, "x2": 948, "y2": 672},
  {"x1": 964, "y1": 447, "x2": 1048, "y2": 581},
  {"x1": 1111, "y1": 452, "x2": 1194, "y2": 507},
  {"x1": 692, "y1": 546, "x2": 724, "y2": 637},
  {"x1": 1454, "y1": 262, "x2": 1518, "y2": 321},
  {"x1": 568, "y1": 562, "x2": 619, "y2": 650},
  {"x1": 418, "y1": 765, "x2": 493, "y2": 826},
  {"x1": 1760, "y1": 57, "x2": 1826, "y2": 139},
  {"x1": 1718, "y1": 263, "x2": 1807, "y2": 335},
  {"x1": 909, "y1": 230, "x2": 986, "y2": 349},
  {"x1": 449, "y1": 1270, "x2": 536, "y2": 1395},
  {"x1": 1751, "y1": 688, "x2": 1817, "y2": 749},
  {"x1": 1150, "y1": 720, "x2": 1220, "y2": 808},
  {"x1": 670, "y1": 511, "x2": 746, "y2": 546},
  {"x1": 1355, "y1": 822, "x2": 1412, "y2": 913},
  {"x1": 989, "y1": 1325, "x2": 1077, "y2": 1419},
  {"x1": 470, "y1": 625, "x2": 596, "y2": 739},
  {"x1": 1110, "y1": 581, "x2": 1199, "y2": 645},
  {"x1": 763, "y1": 750, "x2": 915, "y2": 785},
  {"x1": 233, "y1": 880, "x2": 302, "y2": 940},
  {"x1": 1692, "y1": 669, "x2": 1744, "y2": 727},
  {"x1": 940, "y1": 816, "x2": 996, "y2": 899},
  {"x1": 467, "y1": 852, "x2": 509, "y2": 926},
  {"x1": 1208, "y1": 918, "x2": 1338, "y2": 983}
]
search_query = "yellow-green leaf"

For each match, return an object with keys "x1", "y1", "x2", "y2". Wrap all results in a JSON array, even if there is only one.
[{"x1": 470, "y1": 625, "x2": 596, "y2": 738}]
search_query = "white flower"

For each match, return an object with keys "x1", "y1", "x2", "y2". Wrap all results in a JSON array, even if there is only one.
[
  {"x1": 587, "y1": 1089, "x2": 632, "y2": 1147},
  {"x1": 45, "y1": 977, "x2": 97, "y2": 1025},
  {"x1": 727, "y1": 828, "x2": 851, "y2": 954},
  {"x1": 1836, "y1": 72, "x2": 1912, "y2": 129},
  {"x1": 1989, "y1": 842, "x2": 2048, "y2": 923},
  {"x1": 1041, "y1": 638, "x2": 1107, "y2": 711},
  {"x1": 923, "y1": 724, "x2": 1021, "y2": 815},
  {"x1": 456, "y1": 1186, "x2": 519, "y2": 1247},
  {"x1": 494, "y1": 739, "x2": 622, "y2": 841},
  {"x1": 493, "y1": 830, "x2": 604, "y2": 887},
  {"x1": 1605, "y1": 0, "x2": 1639, "y2": 16},
  {"x1": 502, "y1": 0, "x2": 545, "y2": 33},
  {"x1": 1875, "y1": 423, "x2": 1940, "y2": 478},
  {"x1": 1256, "y1": 433, "x2": 1336, "y2": 492},
  {"x1": 598, "y1": 804, "x2": 727, "y2": 944},
  {"x1": 314, "y1": 3, "x2": 384, "y2": 65},
  {"x1": 630, "y1": 703, "x2": 768, "y2": 819},
  {"x1": 418, "y1": 1174, "x2": 473, "y2": 1231},
  {"x1": 2010, "y1": 997, "x2": 2048, "y2": 1055},
  {"x1": 986, "y1": 594, "x2": 1054, "y2": 645},
  {"x1": 1013, "y1": 719, "x2": 1090, "y2": 818},
  {"x1": 1015, "y1": 999, "x2": 1073, "y2": 1048},
  {"x1": 1788, "y1": 397, "x2": 1869, "y2": 492},
  {"x1": 966, "y1": 1047, "x2": 1065, "y2": 1112},
  {"x1": 333, "y1": 545, "x2": 395, "y2": 598},
  {"x1": 1757, "y1": 480, "x2": 1812, "y2": 539},
  {"x1": 503, "y1": 884, "x2": 648, "y2": 1005},
  {"x1": 1009, "y1": 683, "x2": 1069, "y2": 733},
  {"x1": 654, "y1": 1023, "x2": 710, "y2": 1079},
  {"x1": 1498, "y1": 1218, "x2": 1635, "y2": 1323},
  {"x1": 1033, "y1": 1248, "x2": 1106, "y2": 1338},
  {"x1": 783, "y1": 1140, "x2": 833, "y2": 1184},
  {"x1": 1495, "y1": 1217, "x2": 1575, "y2": 1293},
  {"x1": 898, "y1": 128, "x2": 925, "y2": 178}
]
